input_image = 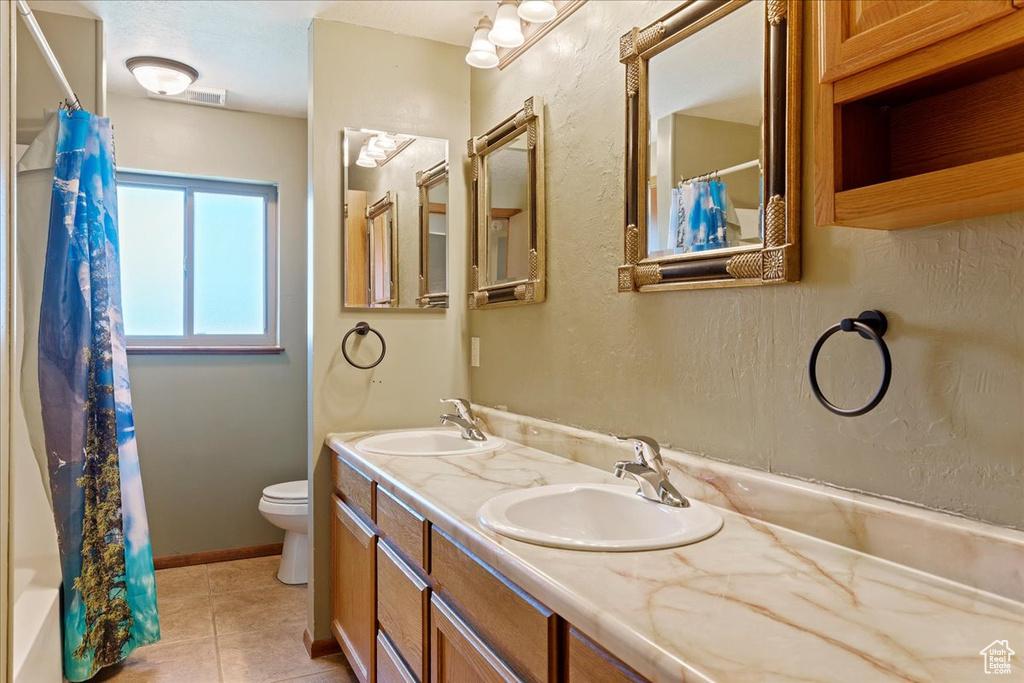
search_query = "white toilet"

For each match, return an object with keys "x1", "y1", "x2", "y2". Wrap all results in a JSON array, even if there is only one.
[{"x1": 258, "y1": 480, "x2": 309, "y2": 585}]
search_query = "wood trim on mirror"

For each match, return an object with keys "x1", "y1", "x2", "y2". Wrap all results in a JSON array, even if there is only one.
[
  {"x1": 416, "y1": 160, "x2": 449, "y2": 308},
  {"x1": 468, "y1": 96, "x2": 547, "y2": 309},
  {"x1": 618, "y1": 0, "x2": 802, "y2": 292}
]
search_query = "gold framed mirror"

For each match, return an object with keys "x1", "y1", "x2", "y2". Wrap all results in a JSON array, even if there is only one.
[
  {"x1": 618, "y1": 0, "x2": 802, "y2": 292},
  {"x1": 468, "y1": 96, "x2": 546, "y2": 309},
  {"x1": 365, "y1": 191, "x2": 397, "y2": 307},
  {"x1": 416, "y1": 160, "x2": 449, "y2": 308}
]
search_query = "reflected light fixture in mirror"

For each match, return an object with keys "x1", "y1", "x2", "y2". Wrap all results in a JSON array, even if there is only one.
[
  {"x1": 466, "y1": 16, "x2": 499, "y2": 68},
  {"x1": 376, "y1": 134, "x2": 397, "y2": 151},
  {"x1": 356, "y1": 146, "x2": 376, "y2": 168},
  {"x1": 125, "y1": 56, "x2": 198, "y2": 96},
  {"x1": 490, "y1": 0, "x2": 525, "y2": 48},
  {"x1": 365, "y1": 138, "x2": 386, "y2": 160},
  {"x1": 518, "y1": 0, "x2": 557, "y2": 23}
]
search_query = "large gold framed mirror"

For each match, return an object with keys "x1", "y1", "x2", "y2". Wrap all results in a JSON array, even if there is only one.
[
  {"x1": 619, "y1": 0, "x2": 801, "y2": 292},
  {"x1": 468, "y1": 96, "x2": 546, "y2": 309},
  {"x1": 416, "y1": 160, "x2": 449, "y2": 308}
]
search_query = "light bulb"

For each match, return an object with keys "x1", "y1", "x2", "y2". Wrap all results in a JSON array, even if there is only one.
[
  {"x1": 375, "y1": 134, "x2": 397, "y2": 151},
  {"x1": 489, "y1": 0, "x2": 525, "y2": 48},
  {"x1": 518, "y1": 0, "x2": 557, "y2": 23},
  {"x1": 356, "y1": 155, "x2": 376, "y2": 168},
  {"x1": 365, "y1": 138, "x2": 386, "y2": 160},
  {"x1": 466, "y1": 16, "x2": 499, "y2": 69}
]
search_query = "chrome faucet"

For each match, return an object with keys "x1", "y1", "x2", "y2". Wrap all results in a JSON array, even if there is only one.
[
  {"x1": 440, "y1": 398, "x2": 476, "y2": 424},
  {"x1": 439, "y1": 414, "x2": 487, "y2": 442},
  {"x1": 439, "y1": 399, "x2": 486, "y2": 441},
  {"x1": 613, "y1": 436, "x2": 689, "y2": 508}
]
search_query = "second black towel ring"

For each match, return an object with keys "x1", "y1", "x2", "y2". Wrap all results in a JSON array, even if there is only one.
[
  {"x1": 342, "y1": 322, "x2": 386, "y2": 370},
  {"x1": 808, "y1": 310, "x2": 891, "y2": 417}
]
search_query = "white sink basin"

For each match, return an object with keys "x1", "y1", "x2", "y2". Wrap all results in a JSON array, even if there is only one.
[
  {"x1": 357, "y1": 429, "x2": 503, "y2": 457},
  {"x1": 477, "y1": 484, "x2": 723, "y2": 551}
]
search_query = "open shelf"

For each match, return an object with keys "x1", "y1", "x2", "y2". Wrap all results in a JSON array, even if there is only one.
[{"x1": 817, "y1": 6, "x2": 1024, "y2": 230}]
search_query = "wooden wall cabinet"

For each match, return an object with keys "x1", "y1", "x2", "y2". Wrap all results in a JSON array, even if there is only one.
[
  {"x1": 815, "y1": 0, "x2": 1024, "y2": 230},
  {"x1": 818, "y1": 1, "x2": 1017, "y2": 82},
  {"x1": 331, "y1": 452, "x2": 647, "y2": 682}
]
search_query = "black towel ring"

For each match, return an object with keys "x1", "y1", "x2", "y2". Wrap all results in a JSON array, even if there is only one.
[
  {"x1": 342, "y1": 322, "x2": 386, "y2": 370},
  {"x1": 808, "y1": 310, "x2": 892, "y2": 417}
]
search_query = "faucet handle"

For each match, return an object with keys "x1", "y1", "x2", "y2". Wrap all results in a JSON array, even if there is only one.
[
  {"x1": 440, "y1": 398, "x2": 475, "y2": 422},
  {"x1": 617, "y1": 435, "x2": 663, "y2": 467}
]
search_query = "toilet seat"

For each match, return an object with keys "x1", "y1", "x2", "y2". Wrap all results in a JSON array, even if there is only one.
[{"x1": 262, "y1": 480, "x2": 307, "y2": 504}]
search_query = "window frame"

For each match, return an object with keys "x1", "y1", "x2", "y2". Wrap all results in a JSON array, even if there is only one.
[{"x1": 117, "y1": 171, "x2": 280, "y2": 353}]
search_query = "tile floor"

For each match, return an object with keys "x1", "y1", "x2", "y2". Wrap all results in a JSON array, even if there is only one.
[{"x1": 95, "y1": 556, "x2": 356, "y2": 683}]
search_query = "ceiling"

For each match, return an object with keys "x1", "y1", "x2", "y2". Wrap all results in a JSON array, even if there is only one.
[
  {"x1": 648, "y1": 3, "x2": 764, "y2": 128},
  {"x1": 27, "y1": 0, "x2": 495, "y2": 119}
]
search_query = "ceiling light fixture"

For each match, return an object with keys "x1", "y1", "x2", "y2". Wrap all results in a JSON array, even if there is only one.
[
  {"x1": 125, "y1": 56, "x2": 199, "y2": 96},
  {"x1": 489, "y1": 0, "x2": 525, "y2": 48},
  {"x1": 518, "y1": 0, "x2": 557, "y2": 23},
  {"x1": 466, "y1": 16, "x2": 499, "y2": 69}
]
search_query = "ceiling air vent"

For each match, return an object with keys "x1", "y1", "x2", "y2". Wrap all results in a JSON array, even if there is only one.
[{"x1": 147, "y1": 85, "x2": 227, "y2": 108}]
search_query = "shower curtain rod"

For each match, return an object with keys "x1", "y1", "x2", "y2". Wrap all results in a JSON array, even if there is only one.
[
  {"x1": 16, "y1": 0, "x2": 81, "y2": 111},
  {"x1": 680, "y1": 158, "x2": 760, "y2": 184}
]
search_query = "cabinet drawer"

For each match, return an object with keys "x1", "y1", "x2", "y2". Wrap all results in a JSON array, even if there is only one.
[
  {"x1": 431, "y1": 595, "x2": 521, "y2": 683},
  {"x1": 377, "y1": 630, "x2": 418, "y2": 683},
  {"x1": 376, "y1": 486, "x2": 429, "y2": 571},
  {"x1": 377, "y1": 542, "x2": 430, "y2": 681},
  {"x1": 334, "y1": 455, "x2": 375, "y2": 521},
  {"x1": 430, "y1": 528, "x2": 557, "y2": 682},
  {"x1": 566, "y1": 626, "x2": 646, "y2": 683}
]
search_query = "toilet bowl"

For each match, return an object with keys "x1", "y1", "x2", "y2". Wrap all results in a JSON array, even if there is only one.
[{"x1": 258, "y1": 480, "x2": 308, "y2": 584}]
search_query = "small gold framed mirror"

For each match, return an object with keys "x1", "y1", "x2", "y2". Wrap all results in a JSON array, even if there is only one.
[
  {"x1": 619, "y1": 0, "x2": 802, "y2": 292},
  {"x1": 416, "y1": 160, "x2": 449, "y2": 308},
  {"x1": 468, "y1": 96, "x2": 546, "y2": 308}
]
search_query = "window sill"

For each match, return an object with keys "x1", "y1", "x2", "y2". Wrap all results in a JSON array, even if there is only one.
[{"x1": 126, "y1": 346, "x2": 285, "y2": 355}]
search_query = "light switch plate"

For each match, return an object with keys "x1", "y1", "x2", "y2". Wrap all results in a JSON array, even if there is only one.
[{"x1": 471, "y1": 337, "x2": 480, "y2": 367}]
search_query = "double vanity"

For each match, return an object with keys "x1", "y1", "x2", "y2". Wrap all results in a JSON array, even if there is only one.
[{"x1": 327, "y1": 405, "x2": 1024, "y2": 682}]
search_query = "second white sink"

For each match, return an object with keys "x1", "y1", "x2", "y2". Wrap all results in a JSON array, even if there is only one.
[
  {"x1": 357, "y1": 429, "x2": 503, "y2": 457},
  {"x1": 478, "y1": 483, "x2": 723, "y2": 551}
]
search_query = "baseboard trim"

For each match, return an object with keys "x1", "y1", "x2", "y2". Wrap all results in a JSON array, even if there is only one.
[
  {"x1": 153, "y1": 543, "x2": 284, "y2": 570},
  {"x1": 304, "y1": 628, "x2": 341, "y2": 659}
]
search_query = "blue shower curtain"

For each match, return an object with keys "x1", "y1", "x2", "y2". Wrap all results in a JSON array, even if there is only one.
[{"x1": 37, "y1": 110, "x2": 160, "y2": 681}]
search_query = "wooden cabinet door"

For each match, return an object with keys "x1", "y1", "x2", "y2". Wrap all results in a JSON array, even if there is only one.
[
  {"x1": 566, "y1": 627, "x2": 646, "y2": 683},
  {"x1": 430, "y1": 595, "x2": 522, "y2": 683},
  {"x1": 818, "y1": 0, "x2": 1017, "y2": 82},
  {"x1": 331, "y1": 495, "x2": 377, "y2": 683}
]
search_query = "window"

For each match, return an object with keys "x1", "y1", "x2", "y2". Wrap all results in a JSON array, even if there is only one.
[{"x1": 117, "y1": 172, "x2": 278, "y2": 350}]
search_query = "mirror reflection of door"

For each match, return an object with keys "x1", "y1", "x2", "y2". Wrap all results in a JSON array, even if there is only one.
[
  {"x1": 485, "y1": 135, "x2": 530, "y2": 286},
  {"x1": 344, "y1": 190, "x2": 368, "y2": 306},
  {"x1": 646, "y1": 1, "x2": 764, "y2": 257}
]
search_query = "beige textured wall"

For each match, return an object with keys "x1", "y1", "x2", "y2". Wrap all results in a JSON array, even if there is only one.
[
  {"x1": 107, "y1": 94, "x2": 308, "y2": 557},
  {"x1": 16, "y1": 9, "x2": 102, "y2": 143},
  {"x1": 468, "y1": 1, "x2": 1024, "y2": 530},
  {"x1": 308, "y1": 19, "x2": 470, "y2": 638}
]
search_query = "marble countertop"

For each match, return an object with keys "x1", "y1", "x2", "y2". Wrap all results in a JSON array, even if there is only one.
[{"x1": 327, "y1": 430, "x2": 1024, "y2": 682}]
